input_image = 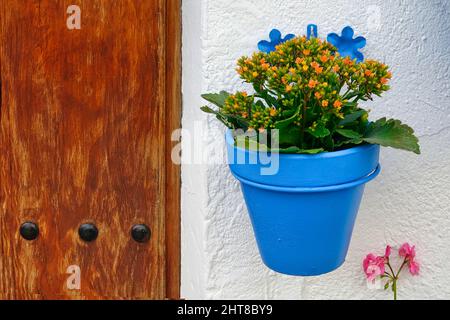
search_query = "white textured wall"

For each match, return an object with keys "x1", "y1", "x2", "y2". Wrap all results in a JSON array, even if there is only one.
[{"x1": 182, "y1": 0, "x2": 450, "y2": 300}]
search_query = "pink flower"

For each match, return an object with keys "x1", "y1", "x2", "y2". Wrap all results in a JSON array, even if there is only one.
[
  {"x1": 385, "y1": 245, "x2": 392, "y2": 259},
  {"x1": 399, "y1": 243, "x2": 420, "y2": 276},
  {"x1": 399, "y1": 243, "x2": 416, "y2": 259},
  {"x1": 409, "y1": 260, "x2": 420, "y2": 276},
  {"x1": 363, "y1": 254, "x2": 386, "y2": 282}
]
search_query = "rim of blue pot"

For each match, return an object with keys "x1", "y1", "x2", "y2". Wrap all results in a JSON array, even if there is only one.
[
  {"x1": 226, "y1": 129, "x2": 378, "y2": 159},
  {"x1": 232, "y1": 165, "x2": 381, "y2": 193}
]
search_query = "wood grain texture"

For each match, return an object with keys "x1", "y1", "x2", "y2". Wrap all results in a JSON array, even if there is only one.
[
  {"x1": 165, "y1": 0, "x2": 181, "y2": 300},
  {"x1": 0, "y1": 0, "x2": 179, "y2": 299}
]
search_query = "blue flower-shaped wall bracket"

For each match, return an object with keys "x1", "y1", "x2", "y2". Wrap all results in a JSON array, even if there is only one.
[
  {"x1": 327, "y1": 26, "x2": 366, "y2": 62},
  {"x1": 258, "y1": 29, "x2": 295, "y2": 53},
  {"x1": 307, "y1": 24, "x2": 318, "y2": 39}
]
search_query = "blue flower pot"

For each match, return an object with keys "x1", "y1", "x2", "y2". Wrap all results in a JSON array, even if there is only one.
[{"x1": 226, "y1": 130, "x2": 381, "y2": 276}]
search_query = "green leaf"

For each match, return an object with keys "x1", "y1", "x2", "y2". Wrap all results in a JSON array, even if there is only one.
[
  {"x1": 307, "y1": 123, "x2": 331, "y2": 139},
  {"x1": 323, "y1": 135, "x2": 335, "y2": 151},
  {"x1": 384, "y1": 282, "x2": 390, "y2": 291},
  {"x1": 336, "y1": 129, "x2": 363, "y2": 139},
  {"x1": 343, "y1": 101, "x2": 358, "y2": 108},
  {"x1": 281, "y1": 109, "x2": 297, "y2": 118},
  {"x1": 225, "y1": 114, "x2": 250, "y2": 130},
  {"x1": 202, "y1": 106, "x2": 248, "y2": 129},
  {"x1": 203, "y1": 99, "x2": 249, "y2": 128},
  {"x1": 363, "y1": 118, "x2": 421, "y2": 154},
  {"x1": 273, "y1": 147, "x2": 324, "y2": 154},
  {"x1": 275, "y1": 105, "x2": 301, "y2": 129},
  {"x1": 344, "y1": 91, "x2": 361, "y2": 100},
  {"x1": 263, "y1": 146, "x2": 325, "y2": 155},
  {"x1": 334, "y1": 138, "x2": 363, "y2": 148},
  {"x1": 234, "y1": 134, "x2": 325, "y2": 155},
  {"x1": 256, "y1": 100, "x2": 266, "y2": 108},
  {"x1": 200, "y1": 106, "x2": 217, "y2": 114},
  {"x1": 201, "y1": 91, "x2": 230, "y2": 108},
  {"x1": 297, "y1": 148, "x2": 325, "y2": 154},
  {"x1": 255, "y1": 90, "x2": 279, "y2": 108},
  {"x1": 215, "y1": 114, "x2": 233, "y2": 128},
  {"x1": 263, "y1": 94, "x2": 279, "y2": 108},
  {"x1": 274, "y1": 126, "x2": 302, "y2": 147},
  {"x1": 274, "y1": 114, "x2": 298, "y2": 129},
  {"x1": 277, "y1": 147, "x2": 302, "y2": 154},
  {"x1": 339, "y1": 110, "x2": 367, "y2": 126},
  {"x1": 235, "y1": 135, "x2": 269, "y2": 152}
]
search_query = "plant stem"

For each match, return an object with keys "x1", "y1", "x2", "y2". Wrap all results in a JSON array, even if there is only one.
[
  {"x1": 393, "y1": 278, "x2": 397, "y2": 300},
  {"x1": 387, "y1": 262, "x2": 396, "y2": 277},
  {"x1": 391, "y1": 259, "x2": 408, "y2": 301},
  {"x1": 300, "y1": 95, "x2": 309, "y2": 148},
  {"x1": 396, "y1": 259, "x2": 408, "y2": 279}
]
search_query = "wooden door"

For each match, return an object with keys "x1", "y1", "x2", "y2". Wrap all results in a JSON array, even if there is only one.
[{"x1": 0, "y1": 0, "x2": 181, "y2": 299}]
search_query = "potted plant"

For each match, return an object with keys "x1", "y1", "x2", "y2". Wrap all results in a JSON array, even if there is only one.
[{"x1": 201, "y1": 27, "x2": 420, "y2": 276}]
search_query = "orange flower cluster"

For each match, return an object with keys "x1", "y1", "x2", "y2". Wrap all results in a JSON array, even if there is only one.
[
  {"x1": 201, "y1": 34, "x2": 421, "y2": 154},
  {"x1": 230, "y1": 35, "x2": 391, "y2": 138},
  {"x1": 223, "y1": 92, "x2": 279, "y2": 131}
]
